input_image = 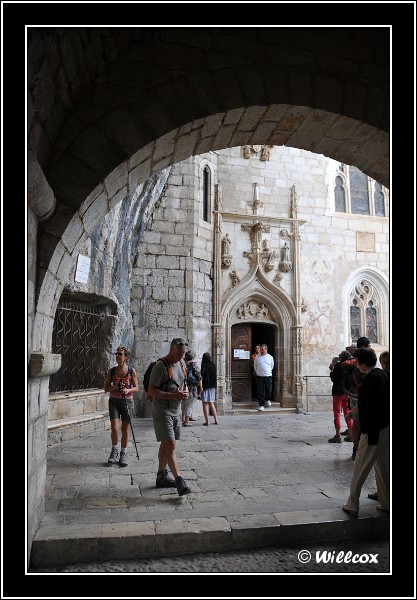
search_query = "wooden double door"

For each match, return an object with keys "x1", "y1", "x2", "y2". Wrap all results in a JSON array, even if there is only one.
[{"x1": 231, "y1": 323, "x2": 276, "y2": 402}]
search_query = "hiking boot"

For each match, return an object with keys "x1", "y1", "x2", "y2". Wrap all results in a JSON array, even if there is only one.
[
  {"x1": 344, "y1": 435, "x2": 353, "y2": 442},
  {"x1": 108, "y1": 447, "x2": 119, "y2": 463},
  {"x1": 156, "y1": 469, "x2": 177, "y2": 488},
  {"x1": 340, "y1": 429, "x2": 349, "y2": 436},
  {"x1": 328, "y1": 435, "x2": 342, "y2": 443},
  {"x1": 118, "y1": 451, "x2": 128, "y2": 467},
  {"x1": 175, "y1": 476, "x2": 191, "y2": 496}
]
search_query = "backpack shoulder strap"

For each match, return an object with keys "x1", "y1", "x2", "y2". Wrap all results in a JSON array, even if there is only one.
[
  {"x1": 158, "y1": 356, "x2": 172, "y2": 381},
  {"x1": 352, "y1": 367, "x2": 363, "y2": 389},
  {"x1": 180, "y1": 358, "x2": 187, "y2": 378},
  {"x1": 111, "y1": 365, "x2": 133, "y2": 380}
]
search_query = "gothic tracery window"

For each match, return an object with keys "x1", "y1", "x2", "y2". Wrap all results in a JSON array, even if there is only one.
[
  {"x1": 349, "y1": 166, "x2": 370, "y2": 215},
  {"x1": 349, "y1": 280, "x2": 380, "y2": 344},
  {"x1": 334, "y1": 164, "x2": 388, "y2": 217},
  {"x1": 202, "y1": 165, "x2": 210, "y2": 222},
  {"x1": 334, "y1": 175, "x2": 346, "y2": 212},
  {"x1": 374, "y1": 182, "x2": 386, "y2": 216}
]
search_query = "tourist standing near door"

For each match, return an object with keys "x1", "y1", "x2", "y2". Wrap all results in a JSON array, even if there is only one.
[
  {"x1": 254, "y1": 344, "x2": 274, "y2": 411},
  {"x1": 250, "y1": 344, "x2": 261, "y2": 400}
]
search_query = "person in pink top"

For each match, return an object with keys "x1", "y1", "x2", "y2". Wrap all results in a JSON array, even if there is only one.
[
  {"x1": 104, "y1": 346, "x2": 139, "y2": 467},
  {"x1": 328, "y1": 350, "x2": 353, "y2": 443}
]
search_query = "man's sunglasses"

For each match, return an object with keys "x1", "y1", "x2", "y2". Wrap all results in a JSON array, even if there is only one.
[{"x1": 115, "y1": 352, "x2": 127, "y2": 356}]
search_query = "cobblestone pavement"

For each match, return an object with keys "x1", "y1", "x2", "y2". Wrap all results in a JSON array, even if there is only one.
[{"x1": 32, "y1": 538, "x2": 389, "y2": 574}]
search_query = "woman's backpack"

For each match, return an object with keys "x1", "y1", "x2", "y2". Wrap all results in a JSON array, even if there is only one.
[{"x1": 186, "y1": 362, "x2": 199, "y2": 386}]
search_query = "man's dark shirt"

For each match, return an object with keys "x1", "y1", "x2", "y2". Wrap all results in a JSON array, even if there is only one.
[{"x1": 358, "y1": 367, "x2": 390, "y2": 445}]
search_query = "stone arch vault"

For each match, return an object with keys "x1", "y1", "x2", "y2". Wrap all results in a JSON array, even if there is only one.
[{"x1": 25, "y1": 24, "x2": 395, "y2": 566}]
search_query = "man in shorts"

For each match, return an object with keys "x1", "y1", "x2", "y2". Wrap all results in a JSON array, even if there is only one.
[{"x1": 148, "y1": 338, "x2": 192, "y2": 496}]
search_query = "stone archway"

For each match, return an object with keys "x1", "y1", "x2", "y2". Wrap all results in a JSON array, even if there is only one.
[
  {"x1": 26, "y1": 25, "x2": 392, "y2": 563},
  {"x1": 230, "y1": 321, "x2": 277, "y2": 403},
  {"x1": 221, "y1": 284, "x2": 300, "y2": 411}
]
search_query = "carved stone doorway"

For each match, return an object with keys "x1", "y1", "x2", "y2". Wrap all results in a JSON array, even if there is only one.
[{"x1": 231, "y1": 322, "x2": 276, "y2": 402}]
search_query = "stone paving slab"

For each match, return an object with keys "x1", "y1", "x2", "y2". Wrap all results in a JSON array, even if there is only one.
[{"x1": 31, "y1": 411, "x2": 389, "y2": 567}]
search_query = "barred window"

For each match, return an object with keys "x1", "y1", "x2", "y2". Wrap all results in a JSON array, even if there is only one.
[{"x1": 50, "y1": 299, "x2": 115, "y2": 392}]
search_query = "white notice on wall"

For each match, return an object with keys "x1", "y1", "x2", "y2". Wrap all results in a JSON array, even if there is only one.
[
  {"x1": 75, "y1": 254, "x2": 91, "y2": 284},
  {"x1": 233, "y1": 349, "x2": 250, "y2": 359}
]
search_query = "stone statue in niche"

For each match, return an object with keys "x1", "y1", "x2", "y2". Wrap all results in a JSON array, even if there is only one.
[
  {"x1": 221, "y1": 233, "x2": 233, "y2": 269},
  {"x1": 230, "y1": 271, "x2": 240, "y2": 287},
  {"x1": 222, "y1": 233, "x2": 231, "y2": 255},
  {"x1": 261, "y1": 239, "x2": 278, "y2": 272},
  {"x1": 283, "y1": 242, "x2": 290, "y2": 262},
  {"x1": 279, "y1": 242, "x2": 292, "y2": 272}
]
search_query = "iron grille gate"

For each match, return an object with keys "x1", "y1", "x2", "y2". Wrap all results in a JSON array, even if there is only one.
[{"x1": 50, "y1": 300, "x2": 108, "y2": 392}]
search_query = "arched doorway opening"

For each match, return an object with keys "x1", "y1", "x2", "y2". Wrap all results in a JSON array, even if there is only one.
[{"x1": 231, "y1": 322, "x2": 277, "y2": 403}]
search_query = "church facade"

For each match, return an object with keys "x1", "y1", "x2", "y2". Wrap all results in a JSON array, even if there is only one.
[{"x1": 130, "y1": 145, "x2": 389, "y2": 415}]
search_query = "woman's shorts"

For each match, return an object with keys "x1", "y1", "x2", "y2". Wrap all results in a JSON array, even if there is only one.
[
  {"x1": 109, "y1": 397, "x2": 133, "y2": 422},
  {"x1": 201, "y1": 388, "x2": 216, "y2": 403}
]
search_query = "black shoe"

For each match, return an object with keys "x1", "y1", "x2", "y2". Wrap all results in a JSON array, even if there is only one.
[
  {"x1": 156, "y1": 469, "x2": 177, "y2": 488},
  {"x1": 189, "y1": 417, "x2": 197, "y2": 421},
  {"x1": 368, "y1": 492, "x2": 379, "y2": 501},
  {"x1": 175, "y1": 476, "x2": 191, "y2": 496}
]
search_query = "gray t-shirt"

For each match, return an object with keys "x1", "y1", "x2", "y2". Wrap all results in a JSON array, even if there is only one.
[{"x1": 149, "y1": 359, "x2": 186, "y2": 417}]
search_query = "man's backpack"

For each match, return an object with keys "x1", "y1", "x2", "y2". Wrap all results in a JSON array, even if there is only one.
[
  {"x1": 143, "y1": 357, "x2": 187, "y2": 397},
  {"x1": 186, "y1": 362, "x2": 199, "y2": 386},
  {"x1": 341, "y1": 360, "x2": 363, "y2": 393},
  {"x1": 143, "y1": 361, "x2": 157, "y2": 393}
]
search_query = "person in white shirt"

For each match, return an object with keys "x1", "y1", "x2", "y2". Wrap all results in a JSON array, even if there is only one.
[{"x1": 253, "y1": 344, "x2": 274, "y2": 411}]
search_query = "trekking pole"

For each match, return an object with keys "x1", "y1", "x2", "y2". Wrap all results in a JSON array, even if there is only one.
[{"x1": 119, "y1": 383, "x2": 140, "y2": 461}]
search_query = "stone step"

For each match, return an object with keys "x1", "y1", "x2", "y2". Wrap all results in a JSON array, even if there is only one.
[
  {"x1": 231, "y1": 403, "x2": 297, "y2": 415},
  {"x1": 48, "y1": 412, "x2": 109, "y2": 430},
  {"x1": 31, "y1": 506, "x2": 389, "y2": 568},
  {"x1": 47, "y1": 412, "x2": 110, "y2": 446}
]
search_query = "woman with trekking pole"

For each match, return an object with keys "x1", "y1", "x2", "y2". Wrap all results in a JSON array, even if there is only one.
[{"x1": 104, "y1": 346, "x2": 139, "y2": 466}]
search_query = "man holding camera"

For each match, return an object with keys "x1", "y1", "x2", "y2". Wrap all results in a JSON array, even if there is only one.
[{"x1": 104, "y1": 346, "x2": 139, "y2": 466}]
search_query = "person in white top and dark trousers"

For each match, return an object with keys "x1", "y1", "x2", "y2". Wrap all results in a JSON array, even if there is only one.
[{"x1": 253, "y1": 344, "x2": 274, "y2": 411}]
